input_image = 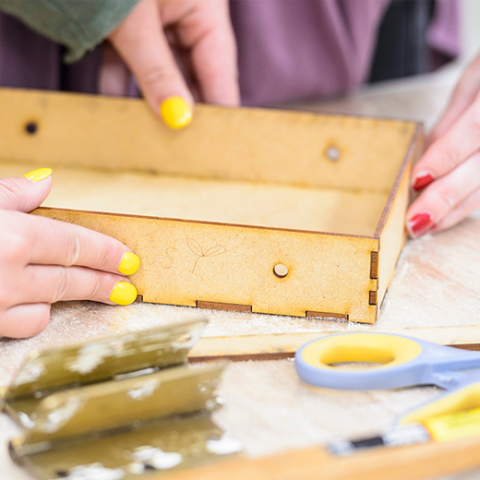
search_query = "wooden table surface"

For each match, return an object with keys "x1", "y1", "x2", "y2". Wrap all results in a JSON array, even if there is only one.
[{"x1": 2, "y1": 63, "x2": 480, "y2": 480}]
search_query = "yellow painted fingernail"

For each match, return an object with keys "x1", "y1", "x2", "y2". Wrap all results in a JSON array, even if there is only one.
[
  {"x1": 118, "y1": 252, "x2": 140, "y2": 275},
  {"x1": 109, "y1": 282, "x2": 137, "y2": 306},
  {"x1": 23, "y1": 168, "x2": 52, "y2": 182},
  {"x1": 160, "y1": 96, "x2": 192, "y2": 129}
]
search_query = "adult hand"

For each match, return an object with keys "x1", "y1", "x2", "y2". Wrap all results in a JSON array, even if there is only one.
[
  {"x1": 104, "y1": 0, "x2": 239, "y2": 129},
  {"x1": 406, "y1": 52, "x2": 480, "y2": 237},
  {"x1": 0, "y1": 169, "x2": 140, "y2": 338}
]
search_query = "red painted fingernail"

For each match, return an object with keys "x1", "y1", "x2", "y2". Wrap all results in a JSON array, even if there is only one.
[
  {"x1": 412, "y1": 172, "x2": 434, "y2": 191},
  {"x1": 407, "y1": 212, "x2": 434, "y2": 237}
]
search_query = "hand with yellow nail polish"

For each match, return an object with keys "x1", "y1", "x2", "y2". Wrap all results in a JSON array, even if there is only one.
[
  {"x1": 106, "y1": 0, "x2": 239, "y2": 129},
  {"x1": 0, "y1": 171, "x2": 141, "y2": 339}
]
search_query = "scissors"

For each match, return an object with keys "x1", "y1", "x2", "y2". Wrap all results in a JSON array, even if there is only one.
[{"x1": 295, "y1": 332, "x2": 480, "y2": 426}]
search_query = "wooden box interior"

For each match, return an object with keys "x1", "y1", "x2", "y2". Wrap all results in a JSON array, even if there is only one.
[{"x1": 1, "y1": 161, "x2": 389, "y2": 238}]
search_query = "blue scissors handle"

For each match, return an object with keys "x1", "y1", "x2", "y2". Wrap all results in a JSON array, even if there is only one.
[{"x1": 295, "y1": 332, "x2": 480, "y2": 391}]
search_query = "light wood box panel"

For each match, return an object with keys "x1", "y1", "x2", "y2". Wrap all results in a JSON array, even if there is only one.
[{"x1": 0, "y1": 88, "x2": 423, "y2": 324}]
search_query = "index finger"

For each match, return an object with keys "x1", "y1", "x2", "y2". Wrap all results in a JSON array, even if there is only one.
[
  {"x1": 25, "y1": 214, "x2": 140, "y2": 276},
  {"x1": 412, "y1": 94, "x2": 480, "y2": 189},
  {"x1": 109, "y1": 0, "x2": 194, "y2": 121}
]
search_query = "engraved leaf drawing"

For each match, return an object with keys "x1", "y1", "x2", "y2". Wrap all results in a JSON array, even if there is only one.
[
  {"x1": 187, "y1": 238, "x2": 226, "y2": 274},
  {"x1": 187, "y1": 238, "x2": 204, "y2": 257},
  {"x1": 204, "y1": 245, "x2": 226, "y2": 257}
]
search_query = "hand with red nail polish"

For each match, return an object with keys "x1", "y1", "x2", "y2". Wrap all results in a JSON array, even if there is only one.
[
  {"x1": 411, "y1": 172, "x2": 434, "y2": 192},
  {"x1": 407, "y1": 51, "x2": 480, "y2": 237},
  {"x1": 406, "y1": 213, "x2": 434, "y2": 238}
]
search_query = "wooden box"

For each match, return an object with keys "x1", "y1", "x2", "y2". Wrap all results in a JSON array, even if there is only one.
[{"x1": 0, "y1": 88, "x2": 422, "y2": 324}]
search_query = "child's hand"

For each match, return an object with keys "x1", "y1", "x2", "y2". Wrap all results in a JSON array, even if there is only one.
[
  {"x1": 406, "y1": 52, "x2": 480, "y2": 237},
  {"x1": 0, "y1": 169, "x2": 140, "y2": 338},
  {"x1": 107, "y1": 0, "x2": 239, "y2": 129}
]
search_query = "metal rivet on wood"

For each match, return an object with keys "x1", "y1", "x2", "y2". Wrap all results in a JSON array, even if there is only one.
[
  {"x1": 325, "y1": 146, "x2": 341, "y2": 161},
  {"x1": 273, "y1": 264, "x2": 289, "y2": 278}
]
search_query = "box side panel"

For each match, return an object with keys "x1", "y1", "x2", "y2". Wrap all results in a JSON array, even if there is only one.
[
  {"x1": 376, "y1": 128, "x2": 424, "y2": 308},
  {"x1": 0, "y1": 88, "x2": 417, "y2": 193},
  {"x1": 33, "y1": 209, "x2": 378, "y2": 323}
]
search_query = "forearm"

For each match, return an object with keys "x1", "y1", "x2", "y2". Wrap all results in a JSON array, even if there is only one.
[{"x1": 0, "y1": 0, "x2": 140, "y2": 61}]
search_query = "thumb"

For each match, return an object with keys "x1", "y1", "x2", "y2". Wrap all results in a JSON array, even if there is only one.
[
  {"x1": 109, "y1": 0, "x2": 193, "y2": 130},
  {"x1": 0, "y1": 168, "x2": 52, "y2": 212}
]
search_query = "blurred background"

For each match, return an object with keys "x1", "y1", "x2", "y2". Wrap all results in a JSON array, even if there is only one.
[
  {"x1": 461, "y1": 0, "x2": 480, "y2": 62},
  {"x1": 368, "y1": 0, "x2": 480, "y2": 82},
  {"x1": 291, "y1": 0, "x2": 480, "y2": 132}
]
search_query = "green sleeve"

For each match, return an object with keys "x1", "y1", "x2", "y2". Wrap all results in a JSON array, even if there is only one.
[{"x1": 0, "y1": 0, "x2": 141, "y2": 62}]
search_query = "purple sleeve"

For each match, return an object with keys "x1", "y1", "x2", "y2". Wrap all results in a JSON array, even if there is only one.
[{"x1": 230, "y1": 0, "x2": 389, "y2": 106}]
